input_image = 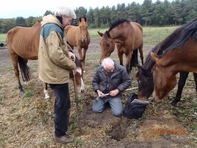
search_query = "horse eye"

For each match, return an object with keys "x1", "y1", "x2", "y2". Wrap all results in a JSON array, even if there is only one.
[{"x1": 107, "y1": 44, "x2": 110, "y2": 47}]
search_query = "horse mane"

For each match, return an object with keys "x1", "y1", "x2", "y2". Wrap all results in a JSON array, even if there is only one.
[
  {"x1": 162, "y1": 17, "x2": 197, "y2": 55},
  {"x1": 103, "y1": 32, "x2": 109, "y2": 42},
  {"x1": 68, "y1": 49, "x2": 82, "y2": 68},
  {"x1": 108, "y1": 19, "x2": 130, "y2": 31},
  {"x1": 75, "y1": 55, "x2": 82, "y2": 67},
  {"x1": 142, "y1": 17, "x2": 197, "y2": 70}
]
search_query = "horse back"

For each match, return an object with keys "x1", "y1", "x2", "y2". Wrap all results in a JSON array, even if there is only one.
[
  {"x1": 130, "y1": 22, "x2": 143, "y2": 46},
  {"x1": 64, "y1": 25, "x2": 90, "y2": 47},
  {"x1": 64, "y1": 25, "x2": 79, "y2": 46},
  {"x1": 6, "y1": 22, "x2": 41, "y2": 59}
]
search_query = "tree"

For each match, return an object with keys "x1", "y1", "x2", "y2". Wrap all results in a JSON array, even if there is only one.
[
  {"x1": 15, "y1": 17, "x2": 26, "y2": 27},
  {"x1": 151, "y1": 0, "x2": 166, "y2": 26},
  {"x1": 126, "y1": 2, "x2": 141, "y2": 22},
  {"x1": 116, "y1": 3, "x2": 127, "y2": 19},
  {"x1": 26, "y1": 16, "x2": 35, "y2": 27},
  {"x1": 171, "y1": 0, "x2": 183, "y2": 25},
  {"x1": 74, "y1": 7, "x2": 88, "y2": 26},
  {"x1": 1, "y1": 19, "x2": 15, "y2": 33},
  {"x1": 140, "y1": 0, "x2": 154, "y2": 26},
  {"x1": 87, "y1": 8, "x2": 95, "y2": 27},
  {"x1": 110, "y1": 6, "x2": 117, "y2": 24},
  {"x1": 44, "y1": 10, "x2": 53, "y2": 16},
  {"x1": 93, "y1": 7, "x2": 101, "y2": 28}
]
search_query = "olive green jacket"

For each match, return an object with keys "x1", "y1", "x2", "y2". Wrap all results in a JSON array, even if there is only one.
[{"x1": 38, "y1": 14, "x2": 76, "y2": 84}]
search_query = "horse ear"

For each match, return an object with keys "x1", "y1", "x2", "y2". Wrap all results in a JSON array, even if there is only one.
[
  {"x1": 79, "y1": 17, "x2": 82, "y2": 22},
  {"x1": 150, "y1": 52, "x2": 160, "y2": 63},
  {"x1": 97, "y1": 31, "x2": 103, "y2": 37},
  {"x1": 106, "y1": 31, "x2": 111, "y2": 38}
]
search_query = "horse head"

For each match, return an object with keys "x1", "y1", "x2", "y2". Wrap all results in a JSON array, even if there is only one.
[
  {"x1": 150, "y1": 52, "x2": 177, "y2": 101},
  {"x1": 97, "y1": 31, "x2": 116, "y2": 63},
  {"x1": 79, "y1": 17, "x2": 88, "y2": 42},
  {"x1": 136, "y1": 65, "x2": 154, "y2": 101},
  {"x1": 69, "y1": 50, "x2": 85, "y2": 93}
]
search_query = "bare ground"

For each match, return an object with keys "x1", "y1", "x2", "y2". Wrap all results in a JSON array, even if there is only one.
[{"x1": 0, "y1": 38, "x2": 197, "y2": 147}]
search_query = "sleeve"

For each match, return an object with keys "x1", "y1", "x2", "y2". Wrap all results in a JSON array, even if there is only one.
[
  {"x1": 92, "y1": 68, "x2": 101, "y2": 92},
  {"x1": 46, "y1": 31, "x2": 76, "y2": 70},
  {"x1": 117, "y1": 67, "x2": 131, "y2": 92}
]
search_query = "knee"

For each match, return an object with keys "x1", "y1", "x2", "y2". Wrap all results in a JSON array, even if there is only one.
[
  {"x1": 92, "y1": 106, "x2": 104, "y2": 113},
  {"x1": 112, "y1": 110, "x2": 122, "y2": 117}
]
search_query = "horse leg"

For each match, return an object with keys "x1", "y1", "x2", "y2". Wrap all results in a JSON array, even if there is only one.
[
  {"x1": 82, "y1": 48, "x2": 87, "y2": 72},
  {"x1": 171, "y1": 72, "x2": 189, "y2": 106},
  {"x1": 130, "y1": 49, "x2": 138, "y2": 71},
  {"x1": 43, "y1": 82, "x2": 50, "y2": 100},
  {"x1": 125, "y1": 53, "x2": 132, "y2": 74},
  {"x1": 138, "y1": 44, "x2": 144, "y2": 65},
  {"x1": 117, "y1": 46, "x2": 123, "y2": 66},
  {"x1": 10, "y1": 54, "x2": 25, "y2": 94},
  {"x1": 77, "y1": 46, "x2": 84, "y2": 69},
  {"x1": 193, "y1": 73, "x2": 197, "y2": 92}
]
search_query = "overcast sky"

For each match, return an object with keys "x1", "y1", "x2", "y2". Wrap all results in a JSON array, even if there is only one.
[{"x1": 0, "y1": 0, "x2": 166, "y2": 19}]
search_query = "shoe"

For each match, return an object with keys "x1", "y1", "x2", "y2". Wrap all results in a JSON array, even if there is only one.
[{"x1": 54, "y1": 135, "x2": 74, "y2": 144}]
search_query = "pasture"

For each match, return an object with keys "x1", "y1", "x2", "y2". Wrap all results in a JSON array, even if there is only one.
[
  {"x1": 1, "y1": 26, "x2": 197, "y2": 147},
  {"x1": 0, "y1": 26, "x2": 178, "y2": 45}
]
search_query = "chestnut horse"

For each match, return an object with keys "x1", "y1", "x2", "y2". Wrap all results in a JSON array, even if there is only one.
[
  {"x1": 97, "y1": 19, "x2": 143, "y2": 73},
  {"x1": 6, "y1": 21, "x2": 85, "y2": 99},
  {"x1": 137, "y1": 17, "x2": 197, "y2": 102},
  {"x1": 64, "y1": 17, "x2": 90, "y2": 71}
]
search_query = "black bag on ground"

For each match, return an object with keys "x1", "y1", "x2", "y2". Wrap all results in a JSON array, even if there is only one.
[{"x1": 123, "y1": 93, "x2": 149, "y2": 119}]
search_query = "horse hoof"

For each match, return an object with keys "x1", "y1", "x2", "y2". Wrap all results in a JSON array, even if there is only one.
[
  {"x1": 19, "y1": 90, "x2": 25, "y2": 95},
  {"x1": 170, "y1": 101, "x2": 177, "y2": 107},
  {"x1": 45, "y1": 96, "x2": 50, "y2": 101}
]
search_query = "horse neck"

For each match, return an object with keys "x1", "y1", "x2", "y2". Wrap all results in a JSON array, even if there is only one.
[{"x1": 109, "y1": 24, "x2": 131, "y2": 42}]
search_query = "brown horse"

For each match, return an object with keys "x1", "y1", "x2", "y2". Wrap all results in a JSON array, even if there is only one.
[
  {"x1": 148, "y1": 17, "x2": 197, "y2": 101},
  {"x1": 136, "y1": 43, "x2": 197, "y2": 106},
  {"x1": 64, "y1": 17, "x2": 90, "y2": 71},
  {"x1": 97, "y1": 19, "x2": 144, "y2": 73},
  {"x1": 6, "y1": 21, "x2": 85, "y2": 99}
]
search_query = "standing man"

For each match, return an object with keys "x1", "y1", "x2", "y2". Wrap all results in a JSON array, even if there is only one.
[
  {"x1": 38, "y1": 7, "x2": 77, "y2": 144},
  {"x1": 92, "y1": 57, "x2": 131, "y2": 117}
]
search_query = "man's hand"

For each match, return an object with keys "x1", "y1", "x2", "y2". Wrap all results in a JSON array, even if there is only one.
[
  {"x1": 68, "y1": 51, "x2": 76, "y2": 62},
  {"x1": 72, "y1": 68, "x2": 77, "y2": 75},
  {"x1": 109, "y1": 89, "x2": 119, "y2": 96},
  {"x1": 97, "y1": 90, "x2": 105, "y2": 98}
]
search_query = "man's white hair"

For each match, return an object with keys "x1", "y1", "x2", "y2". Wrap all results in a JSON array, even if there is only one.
[
  {"x1": 55, "y1": 7, "x2": 76, "y2": 19},
  {"x1": 101, "y1": 57, "x2": 114, "y2": 70}
]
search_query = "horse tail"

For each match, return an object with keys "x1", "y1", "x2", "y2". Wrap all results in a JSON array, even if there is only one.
[
  {"x1": 130, "y1": 49, "x2": 139, "y2": 70},
  {"x1": 18, "y1": 56, "x2": 31, "y2": 82}
]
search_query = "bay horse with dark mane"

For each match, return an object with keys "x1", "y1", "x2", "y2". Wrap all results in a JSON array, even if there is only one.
[
  {"x1": 136, "y1": 17, "x2": 197, "y2": 104},
  {"x1": 64, "y1": 17, "x2": 90, "y2": 71},
  {"x1": 6, "y1": 21, "x2": 85, "y2": 99},
  {"x1": 97, "y1": 19, "x2": 144, "y2": 73}
]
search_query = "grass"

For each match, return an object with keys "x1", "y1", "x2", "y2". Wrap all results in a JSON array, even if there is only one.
[
  {"x1": 0, "y1": 34, "x2": 6, "y2": 44},
  {"x1": 0, "y1": 26, "x2": 179, "y2": 45},
  {"x1": 143, "y1": 26, "x2": 178, "y2": 45}
]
